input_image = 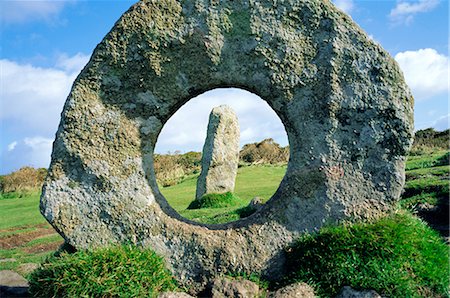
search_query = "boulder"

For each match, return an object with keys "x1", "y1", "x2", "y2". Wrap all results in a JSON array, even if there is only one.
[
  {"x1": 196, "y1": 105, "x2": 240, "y2": 199},
  {"x1": 335, "y1": 286, "x2": 382, "y2": 298},
  {"x1": 40, "y1": 0, "x2": 414, "y2": 293},
  {"x1": 0, "y1": 270, "x2": 29, "y2": 297},
  {"x1": 269, "y1": 282, "x2": 316, "y2": 298},
  {"x1": 211, "y1": 277, "x2": 260, "y2": 298}
]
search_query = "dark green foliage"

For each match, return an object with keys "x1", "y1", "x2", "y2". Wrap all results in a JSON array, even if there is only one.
[
  {"x1": 28, "y1": 245, "x2": 177, "y2": 298},
  {"x1": 284, "y1": 213, "x2": 449, "y2": 297},
  {"x1": 187, "y1": 192, "x2": 242, "y2": 209},
  {"x1": 413, "y1": 128, "x2": 449, "y2": 150}
]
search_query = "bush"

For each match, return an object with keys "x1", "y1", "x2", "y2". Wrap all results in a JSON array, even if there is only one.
[
  {"x1": 187, "y1": 192, "x2": 242, "y2": 209},
  {"x1": 240, "y1": 138, "x2": 289, "y2": 165},
  {"x1": 284, "y1": 213, "x2": 449, "y2": 297},
  {"x1": 1, "y1": 167, "x2": 47, "y2": 193},
  {"x1": 412, "y1": 128, "x2": 449, "y2": 151},
  {"x1": 154, "y1": 152, "x2": 201, "y2": 187},
  {"x1": 29, "y1": 245, "x2": 177, "y2": 298}
]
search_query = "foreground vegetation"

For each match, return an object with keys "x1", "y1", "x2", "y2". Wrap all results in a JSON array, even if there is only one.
[
  {"x1": 29, "y1": 245, "x2": 177, "y2": 298},
  {"x1": 285, "y1": 212, "x2": 449, "y2": 297}
]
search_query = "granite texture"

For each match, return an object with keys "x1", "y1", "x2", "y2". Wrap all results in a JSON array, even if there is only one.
[{"x1": 196, "y1": 105, "x2": 240, "y2": 199}]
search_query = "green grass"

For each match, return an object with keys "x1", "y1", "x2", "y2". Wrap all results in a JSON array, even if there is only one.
[
  {"x1": 0, "y1": 191, "x2": 47, "y2": 229},
  {"x1": 28, "y1": 245, "x2": 177, "y2": 298},
  {"x1": 401, "y1": 150, "x2": 449, "y2": 212},
  {"x1": 284, "y1": 212, "x2": 449, "y2": 297},
  {"x1": 0, "y1": 191, "x2": 63, "y2": 273},
  {"x1": 161, "y1": 165, "x2": 286, "y2": 224},
  {"x1": 405, "y1": 150, "x2": 449, "y2": 170}
]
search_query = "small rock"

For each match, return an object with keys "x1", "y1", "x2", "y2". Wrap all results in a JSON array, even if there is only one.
[
  {"x1": 248, "y1": 197, "x2": 264, "y2": 210},
  {"x1": 0, "y1": 259, "x2": 16, "y2": 263},
  {"x1": 16, "y1": 263, "x2": 39, "y2": 275},
  {"x1": 0, "y1": 270, "x2": 30, "y2": 297},
  {"x1": 158, "y1": 291, "x2": 194, "y2": 298},
  {"x1": 335, "y1": 286, "x2": 381, "y2": 298},
  {"x1": 269, "y1": 282, "x2": 316, "y2": 298},
  {"x1": 211, "y1": 277, "x2": 260, "y2": 298}
]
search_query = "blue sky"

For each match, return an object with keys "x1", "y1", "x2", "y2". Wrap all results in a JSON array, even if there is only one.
[{"x1": 0, "y1": 0, "x2": 448, "y2": 174}]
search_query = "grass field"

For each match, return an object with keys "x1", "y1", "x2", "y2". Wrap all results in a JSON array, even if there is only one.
[
  {"x1": 0, "y1": 150, "x2": 448, "y2": 282},
  {"x1": 161, "y1": 165, "x2": 286, "y2": 223}
]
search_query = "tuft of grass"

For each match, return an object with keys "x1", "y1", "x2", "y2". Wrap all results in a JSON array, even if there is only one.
[
  {"x1": 28, "y1": 245, "x2": 177, "y2": 298},
  {"x1": 187, "y1": 192, "x2": 242, "y2": 209},
  {"x1": 284, "y1": 212, "x2": 449, "y2": 297}
]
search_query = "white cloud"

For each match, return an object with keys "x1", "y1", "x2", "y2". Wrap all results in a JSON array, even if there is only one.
[
  {"x1": 56, "y1": 53, "x2": 90, "y2": 73},
  {"x1": 0, "y1": 54, "x2": 89, "y2": 137},
  {"x1": 333, "y1": 0, "x2": 354, "y2": 14},
  {"x1": 0, "y1": 0, "x2": 74, "y2": 24},
  {"x1": 7, "y1": 141, "x2": 17, "y2": 152},
  {"x1": 389, "y1": 0, "x2": 440, "y2": 25},
  {"x1": 1, "y1": 137, "x2": 54, "y2": 174},
  {"x1": 395, "y1": 48, "x2": 448, "y2": 101},
  {"x1": 432, "y1": 114, "x2": 450, "y2": 131},
  {"x1": 155, "y1": 88, "x2": 288, "y2": 154}
]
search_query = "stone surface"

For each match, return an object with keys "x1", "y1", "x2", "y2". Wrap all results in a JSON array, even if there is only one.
[
  {"x1": 196, "y1": 105, "x2": 240, "y2": 199},
  {"x1": 158, "y1": 291, "x2": 195, "y2": 298},
  {"x1": 40, "y1": 0, "x2": 414, "y2": 294},
  {"x1": 0, "y1": 259, "x2": 16, "y2": 263},
  {"x1": 248, "y1": 197, "x2": 264, "y2": 210},
  {"x1": 335, "y1": 286, "x2": 382, "y2": 298},
  {"x1": 269, "y1": 282, "x2": 316, "y2": 298},
  {"x1": 211, "y1": 277, "x2": 259, "y2": 298},
  {"x1": 0, "y1": 270, "x2": 30, "y2": 297}
]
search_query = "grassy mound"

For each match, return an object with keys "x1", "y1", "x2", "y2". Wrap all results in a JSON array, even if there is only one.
[
  {"x1": 29, "y1": 245, "x2": 177, "y2": 297},
  {"x1": 284, "y1": 213, "x2": 449, "y2": 297},
  {"x1": 187, "y1": 192, "x2": 242, "y2": 209}
]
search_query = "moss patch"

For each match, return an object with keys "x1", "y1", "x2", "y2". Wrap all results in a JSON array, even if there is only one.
[{"x1": 187, "y1": 192, "x2": 242, "y2": 209}]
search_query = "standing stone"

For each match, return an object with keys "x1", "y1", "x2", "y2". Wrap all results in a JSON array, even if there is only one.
[{"x1": 196, "y1": 105, "x2": 240, "y2": 200}]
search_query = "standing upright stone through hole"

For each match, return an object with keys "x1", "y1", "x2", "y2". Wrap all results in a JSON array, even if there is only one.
[{"x1": 196, "y1": 105, "x2": 240, "y2": 200}]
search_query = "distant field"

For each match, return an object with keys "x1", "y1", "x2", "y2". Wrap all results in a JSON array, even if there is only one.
[
  {"x1": 161, "y1": 165, "x2": 286, "y2": 222},
  {"x1": 0, "y1": 192, "x2": 64, "y2": 273}
]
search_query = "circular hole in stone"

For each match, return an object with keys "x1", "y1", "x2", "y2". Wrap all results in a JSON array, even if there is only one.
[{"x1": 154, "y1": 88, "x2": 288, "y2": 224}]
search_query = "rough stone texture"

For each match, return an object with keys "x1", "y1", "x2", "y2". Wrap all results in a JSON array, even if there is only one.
[
  {"x1": 269, "y1": 282, "x2": 316, "y2": 298},
  {"x1": 211, "y1": 277, "x2": 260, "y2": 298},
  {"x1": 0, "y1": 270, "x2": 29, "y2": 297},
  {"x1": 335, "y1": 286, "x2": 382, "y2": 298},
  {"x1": 40, "y1": 0, "x2": 414, "y2": 294},
  {"x1": 196, "y1": 105, "x2": 240, "y2": 199}
]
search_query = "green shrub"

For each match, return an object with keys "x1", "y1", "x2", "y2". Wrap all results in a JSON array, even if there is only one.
[
  {"x1": 240, "y1": 138, "x2": 289, "y2": 165},
  {"x1": 284, "y1": 213, "x2": 449, "y2": 297},
  {"x1": 413, "y1": 128, "x2": 449, "y2": 150},
  {"x1": 1, "y1": 167, "x2": 47, "y2": 194},
  {"x1": 29, "y1": 245, "x2": 177, "y2": 298},
  {"x1": 187, "y1": 192, "x2": 242, "y2": 209}
]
